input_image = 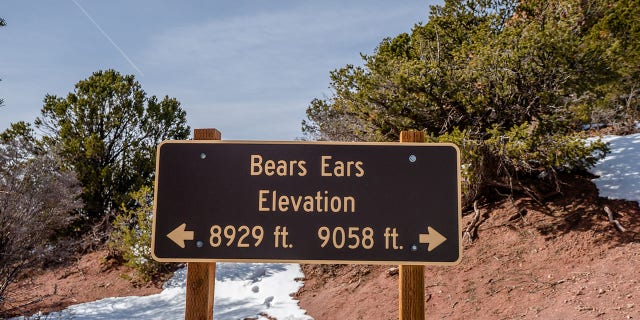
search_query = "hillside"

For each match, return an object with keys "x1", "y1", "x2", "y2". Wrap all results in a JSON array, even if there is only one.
[{"x1": 296, "y1": 174, "x2": 639, "y2": 319}]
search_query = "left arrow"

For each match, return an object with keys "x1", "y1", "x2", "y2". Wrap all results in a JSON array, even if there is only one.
[{"x1": 167, "y1": 223, "x2": 194, "y2": 248}]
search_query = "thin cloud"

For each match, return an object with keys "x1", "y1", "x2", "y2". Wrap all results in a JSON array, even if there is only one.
[
  {"x1": 145, "y1": 2, "x2": 424, "y2": 70},
  {"x1": 140, "y1": 1, "x2": 430, "y2": 139}
]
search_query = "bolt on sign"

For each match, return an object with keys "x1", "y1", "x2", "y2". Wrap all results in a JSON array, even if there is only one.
[{"x1": 151, "y1": 141, "x2": 461, "y2": 265}]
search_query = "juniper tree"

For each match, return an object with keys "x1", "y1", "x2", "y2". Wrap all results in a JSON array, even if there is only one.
[
  {"x1": 303, "y1": 0, "x2": 618, "y2": 207},
  {"x1": 35, "y1": 70, "x2": 190, "y2": 227}
]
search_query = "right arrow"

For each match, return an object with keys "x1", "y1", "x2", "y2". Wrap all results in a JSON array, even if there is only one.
[
  {"x1": 167, "y1": 223, "x2": 194, "y2": 248},
  {"x1": 418, "y1": 226, "x2": 447, "y2": 251}
]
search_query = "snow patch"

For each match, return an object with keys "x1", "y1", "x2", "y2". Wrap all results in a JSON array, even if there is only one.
[
  {"x1": 14, "y1": 263, "x2": 312, "y2": 320},
  {"x1": 589, "y1": 133, "x2": 640, "y2": 204}
]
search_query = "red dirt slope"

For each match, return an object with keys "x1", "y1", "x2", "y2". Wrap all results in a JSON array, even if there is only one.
[{"x1": 296, "y1": 176, "x2": 639, "y2": 319}]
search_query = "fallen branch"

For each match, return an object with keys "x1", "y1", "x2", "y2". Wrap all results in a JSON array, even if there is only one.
[
  {"x1": 463, "y1": 201, "x2": 482, "y2": 244},
  {"x1": 507, "y1": 208, "x2": 528, "y2": 222},
  {"x1": 604, "y1": 206, "x2": 626, "y2": 232}
]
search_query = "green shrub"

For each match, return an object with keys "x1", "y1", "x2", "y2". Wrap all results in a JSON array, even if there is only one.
[
  {"x1": 431, "y1": 124, "x2": 609, "y2": 209},
  {"x1": 432, "y1": 128, "x2": 484, "y2": 208},
  {"x1": 109, "y1": 186, "x2": 171, "y2": 283}
]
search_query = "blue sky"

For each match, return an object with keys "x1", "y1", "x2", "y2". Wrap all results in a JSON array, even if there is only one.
[{"x1": 1, "y1": 1, "x2": 440, "y2": 140}]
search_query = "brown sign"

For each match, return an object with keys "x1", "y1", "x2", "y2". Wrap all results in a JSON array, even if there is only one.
[{"x1": 151, "y1": 141, "x2": 461, "y2": 265}]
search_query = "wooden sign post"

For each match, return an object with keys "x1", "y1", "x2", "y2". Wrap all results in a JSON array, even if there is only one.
[
  {"x1": 185, "y1": 128, "x2": 220, "y2": 320},
  {"x1": 152, "y1": 128, "x2": 460, "y2": 319},
  {"x1": 399, "y1": 130, "x2": 426, "y2": 320}
]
